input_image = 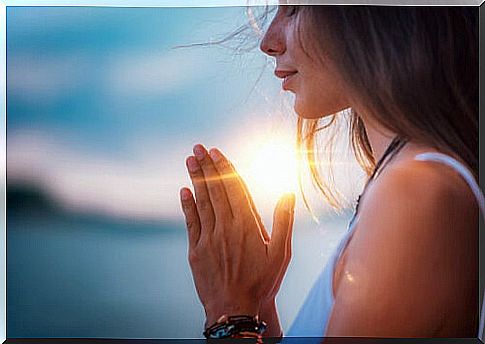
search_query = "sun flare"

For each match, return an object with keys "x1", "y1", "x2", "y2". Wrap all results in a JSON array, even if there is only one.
[{"x1": 234, "y1": 133, "x2": 300, "y2": 207}]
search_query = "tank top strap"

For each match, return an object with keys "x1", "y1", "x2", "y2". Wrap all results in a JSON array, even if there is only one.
[
  {"x1": 414, "y1": 152, "x2": 484, "y2": 215},
  {"x1": 414, "y1": 152, "x2": 484, "y2": 340}
]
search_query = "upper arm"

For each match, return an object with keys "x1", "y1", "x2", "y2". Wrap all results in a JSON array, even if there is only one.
[{"x1": 325, "y1": 161, "x2": 478, "y2": 337}]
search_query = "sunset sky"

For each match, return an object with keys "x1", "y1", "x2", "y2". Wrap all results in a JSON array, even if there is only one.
[{"x1": 7, "y1": 5, "x2": 364, "y2": 224}]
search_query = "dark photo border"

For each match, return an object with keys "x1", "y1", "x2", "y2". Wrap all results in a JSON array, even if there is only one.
[{"x1": 2, "y1": 1, "x2": 483, "y2": 343}]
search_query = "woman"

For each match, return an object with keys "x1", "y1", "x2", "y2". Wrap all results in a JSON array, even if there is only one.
[{"x1": 179, "y1": 5, "x2": 482, "y2": 339}]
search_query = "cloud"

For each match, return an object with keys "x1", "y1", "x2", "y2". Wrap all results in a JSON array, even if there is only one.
[
  {"x1": 7, "y1": 130, "x2": 188, "y2": 220},
  {"x1": 8, "y1": 47, "x2": 210, "y2": 105},
  {"x1": 8, "y1": 53, "x2": 91, "y2": 102},
  {"x1": 106, "y1": 49, "x2": 210, "y2": 96}
]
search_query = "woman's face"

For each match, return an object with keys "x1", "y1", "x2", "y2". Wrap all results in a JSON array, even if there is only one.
[{"x1": 260, "y1": 6, "x2": 350, "y2": 119}]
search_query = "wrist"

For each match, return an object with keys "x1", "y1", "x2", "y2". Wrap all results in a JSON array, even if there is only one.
[
  {"x1": 205, "y1": 300, "x2": 261, "y2": 328},
  {"x1": 259, "y1": 298, "x2": 283, "y2": 338},
  {"x1": 260, "y1": 297, "x2": 276, "y2": 309}
]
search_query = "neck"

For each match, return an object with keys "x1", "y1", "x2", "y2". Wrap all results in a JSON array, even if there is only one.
[{"x1": 359, "y1": 115, "x2": 396, "y2": 163}]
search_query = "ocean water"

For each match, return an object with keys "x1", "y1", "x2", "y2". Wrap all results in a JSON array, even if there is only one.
[{"x1": 7, "y1": 189, "x2": 350, "y2": 339}]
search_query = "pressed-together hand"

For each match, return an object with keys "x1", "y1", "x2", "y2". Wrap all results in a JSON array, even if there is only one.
[{"x1": 179, "y1": 144, "x2": 295, "y2": 328}]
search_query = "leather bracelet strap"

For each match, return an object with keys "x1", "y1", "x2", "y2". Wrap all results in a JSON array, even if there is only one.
[{"x1": 203, "y1": 315, "x2": 267, "y2": 339}]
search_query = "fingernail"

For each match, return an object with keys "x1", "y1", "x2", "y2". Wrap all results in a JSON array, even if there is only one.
[
  {"x1": 180, "y1": 188, "x2": 191, "y2": 201},
  {"x1": 193, "y1": 145, "x2": 205, "y2": 161},
  {"x1": 209, "y1": 148, "x2": 221, "y2": 162},
  {"x1": 187, "y1": 156, "x2": 199, "y2": 172}
]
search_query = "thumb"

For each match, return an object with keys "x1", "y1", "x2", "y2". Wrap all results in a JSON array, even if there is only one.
[{"x1": 270, "y1": 193, "x2": 295, "y2": 257}]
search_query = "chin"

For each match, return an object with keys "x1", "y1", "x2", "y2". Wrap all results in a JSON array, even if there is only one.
[
  {"x1": 294, "y1": 99, "x2": 327, "y2": 120},
  {"x1": 294, "y1": 96, "x2": 349, "y2": 120}
]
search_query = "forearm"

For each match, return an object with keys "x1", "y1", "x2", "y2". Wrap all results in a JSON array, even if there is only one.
[{"x1": 260, "y1": 299, "x2": 283, "y2": 338}]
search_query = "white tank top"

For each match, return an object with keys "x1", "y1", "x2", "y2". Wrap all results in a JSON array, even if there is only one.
[{"x1": 286, "y1": 152, "x2": 485, "y2": 339}]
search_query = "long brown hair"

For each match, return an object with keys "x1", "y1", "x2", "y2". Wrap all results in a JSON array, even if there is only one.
[{"x1": 294, "y1": 6, "x2": 478, "y2": 210}]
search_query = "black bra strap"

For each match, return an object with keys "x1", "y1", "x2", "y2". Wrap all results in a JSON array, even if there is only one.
[
  {"x1": 350, "y1": 136, "x2": 407, "y2": 224},
  {"x1": 369, "y1": 136, "x2": 407, "y2": 182}
]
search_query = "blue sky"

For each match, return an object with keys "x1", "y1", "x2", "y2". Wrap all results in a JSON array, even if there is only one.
[
  {"x1": 7, "y1": 6, "x2": 364, "y2": 222},
  {"x1": 7, "y1": 7, "x2": 272, "y2": 147}
]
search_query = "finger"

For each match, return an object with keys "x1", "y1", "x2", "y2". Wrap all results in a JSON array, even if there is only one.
[
  {"x1": 180, "y1": 187, "x2": 201, "y2": 247},
  {"x1": 267, "y1": 201, "x2": 294, "y2": 299},
  {"x1": 269, "y1": 193, "x2": 296, "y2": 260},
  {"x1": 193, "y1": 144, "x2": 232, "y2": 219},
  {"x1": 286, "y1": 195, "x2": 295, "y2": 256},
  {"x1": 208, "y1": 148, "x2": 252, "y2": 216},
  {"x1": 242, "y1": 177, "x2": 269, "y2": 242},
  {"x1": 186, "y1": 156, "x2": 215, "y2": 232},
  {"x1": 283, "y1": 195, "x2": 295, "y2": 267},
  {"x1": 209, "y1": 148, "x2": 268, "y2": 241}
]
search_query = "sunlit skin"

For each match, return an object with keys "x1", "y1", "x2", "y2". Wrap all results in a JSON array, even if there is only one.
[
  {"x1": 180, "y1": 5, "x2": 478, "y2": 338},
  {"x1": 180, "y1": 146, "x2": 295, "y2": 329}
]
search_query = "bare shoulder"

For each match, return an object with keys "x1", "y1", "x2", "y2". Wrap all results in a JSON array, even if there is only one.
[
  {"x1": 363, "y1": 155, "x2": 478, "y2": 227},
  {"x1": 351, "y1": 155, "x2": 478, "y2": 258},
  {"x1": 326, "y1": 154, "x2": 479, "y2": 337}
]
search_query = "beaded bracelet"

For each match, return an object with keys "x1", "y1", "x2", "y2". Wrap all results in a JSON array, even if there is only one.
[{"x1": 203, "y1": 314, "x2": 267, "y2": 339}]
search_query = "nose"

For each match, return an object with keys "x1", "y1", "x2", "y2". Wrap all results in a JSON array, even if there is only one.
[{"x1": 259, "y1": 22, "x2": 286, "y2": 57}]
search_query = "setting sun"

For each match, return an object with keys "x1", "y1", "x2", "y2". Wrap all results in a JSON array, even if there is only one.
[{"x1": 233, "y1": 133, "x2": 299, "y2": 208}]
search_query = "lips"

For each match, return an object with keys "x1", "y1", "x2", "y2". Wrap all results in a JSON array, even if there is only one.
[
  {"x1": 275, "y1": 70, "x2": 298, "y2": 91},
  {"x1": 274, "y1": 70, "x2": 298, "y2": 79}
]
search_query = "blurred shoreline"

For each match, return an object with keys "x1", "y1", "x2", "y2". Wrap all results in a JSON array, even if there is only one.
[{"x1": 7, "y1": 182, "x2": 181, "y2": 231}]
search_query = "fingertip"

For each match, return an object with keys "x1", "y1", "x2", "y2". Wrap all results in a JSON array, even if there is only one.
[
  {"x1": 193, "y1": 144, "x2": 207, "y2": 161},
  {"x1": 209, "y1": 147, "x2": 222, "y2": 162},
  {"x1": 277, "y1": 193, "x2": 295, "y2": 211},
  {"x1": 180, "y1": 187, "x2": 193, "y2": 201},
  {"x1": 287, "y1": 193, "x2": 296, "y2": 209},
  {"x1": 186, "y1": 156, "x2": 200, "y2": 173},
  {"x1": 279, "y1": 192, "x2": 293, "y2": 202},
  {"x1": 193, "y1": 143, "x2": 204, "y2": 151}
]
